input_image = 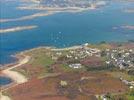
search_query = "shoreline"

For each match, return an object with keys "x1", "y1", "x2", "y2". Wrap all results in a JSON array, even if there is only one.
[
  {"x1": 0, "y1": 55, "x2": 30, "y2": 100},
  {"x1": 0, "y1": 45, "x2": 82, "y2": 100},
  {"x1": 2, "y1": 55, "x2": 30, "y2": 84},
  {"x1": 0, "y1": 8, "x2": 91, "y2": 23},
  {"x1": 0, "y1": 93, "x2": 10, "y2": 100},
  {"x1": 0, "y1": 40, "x2": 134, "y2": 66},
  {"x1": 0, "y1": 42, "x2": 134, "y2": 100},
  {"x1": 0, "y1": 45, "x2": 82, "y2": 85}
]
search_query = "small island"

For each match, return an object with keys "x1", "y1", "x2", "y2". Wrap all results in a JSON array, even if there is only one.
[{"x1": 0, "y1": 26, "x2": 38, "y2": 33}]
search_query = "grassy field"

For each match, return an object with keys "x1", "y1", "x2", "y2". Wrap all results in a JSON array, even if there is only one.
[
  {"x1": 87, "y1": 43, "x2": 113, "y2": 50},
  {"x1": 13, "y1": 48, "x2": 55, "y2": 78},
  {"x1": 27, "y1": 50, "x2": 54, "y2": 67},
  {"x1": 59, "y1": 64, "x2": 85, "y2": 72},
  {"x1": 2, "y1": 42, "x2": 134, "y2": 100},
  {"x1": 107, "y1": 71, "x2": 134, "y2": 81},
  {"x1": 127, "y1": 89, "x2": 134, "y2": 100},
  {"x1": 127, "y1": 95, "x2": 134, "y2": 100},
  {"x1": 111, "y1": 89, "x2": 134, "y2": 100}
]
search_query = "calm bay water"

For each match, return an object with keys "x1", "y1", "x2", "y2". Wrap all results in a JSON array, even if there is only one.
[
  {"x1": 0, "y1": 1, "x2": 134, "y2": 85},
  {"x1": 0, "y1": 76, "x2": 12, "y2": 86}
]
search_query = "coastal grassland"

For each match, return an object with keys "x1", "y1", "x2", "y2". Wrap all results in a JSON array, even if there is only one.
[
  {"x1": 127, "y1": 95, "x2": 134, "y2": 100},
  {"x1": 13, "y1": 48, "x2": 55, "y2": 78},
  {"x1": 26, "y1": 48, "x2": 54, "y2": 67},
  {"x1": 39, "y1": 63, "x2": 85, "y2": 78},
  {"x1": 12, "y1": 46, "x2": 115, "y2": 79},
  {"x1": 87, "y1": 42, "x2": 134, "y2": 50},
  {"x1": 12, "y1": 47, "x2": 85, "y2": 79},
  {"x1": 56, "y1": 64, "x2": 85, "y2": 72},
  {"x1": 29, "y1": 55, "x2": 53, "y2": 67},
  {"x1": 4, "y1": 71, "x2": 128, "y2": 100},
  {"x1": 126, "y1": 89, "x2": 134, "y2": 100},
  {"x1": 2, "y1": 42, "x2": 134, "y2": 100},
  {"x1": 87, "y1": 43, "x2": 113, "y2": 50},
  {"x1": 107, "y1": 71, "x2": 134, "y2": 81},
  {"x1": 107, "y1": 89, "x2": 134, "y2": 100}
]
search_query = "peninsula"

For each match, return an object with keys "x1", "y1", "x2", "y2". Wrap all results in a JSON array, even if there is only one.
[{"x1": 0, "y1": 42, "x2": 134, "y2": 100}]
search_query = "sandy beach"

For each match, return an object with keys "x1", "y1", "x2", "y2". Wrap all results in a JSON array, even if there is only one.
[
  {"x1": 0, "y1": 55, "x2": 30, "y2": 100},
  {"x1": 2, "y1": 56, "x2": 30, "y2": 84},
  {"x1": 0, "y1": 93, "x2": 10, "y2": 100}
]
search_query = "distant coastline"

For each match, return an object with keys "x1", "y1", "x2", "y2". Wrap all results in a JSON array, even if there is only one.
[
  {"x1": 0, "y1": 25, "x2": 38, "y2": 33},
  {"x1": 124, "y1": 9, "x2": 134, "y2": 13},
  {"x1": 121, "y1": 25, "x2": 134, "y2": 30},
  {"x1": 113, "y1": 25, "x2": 134, "y2": 31},
  {"x1": 0, "y1": 12, "x2": 55, "y2": 23},
  {"x1": 0, "y1": 8, "x2": 94, "y2": 23}
]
